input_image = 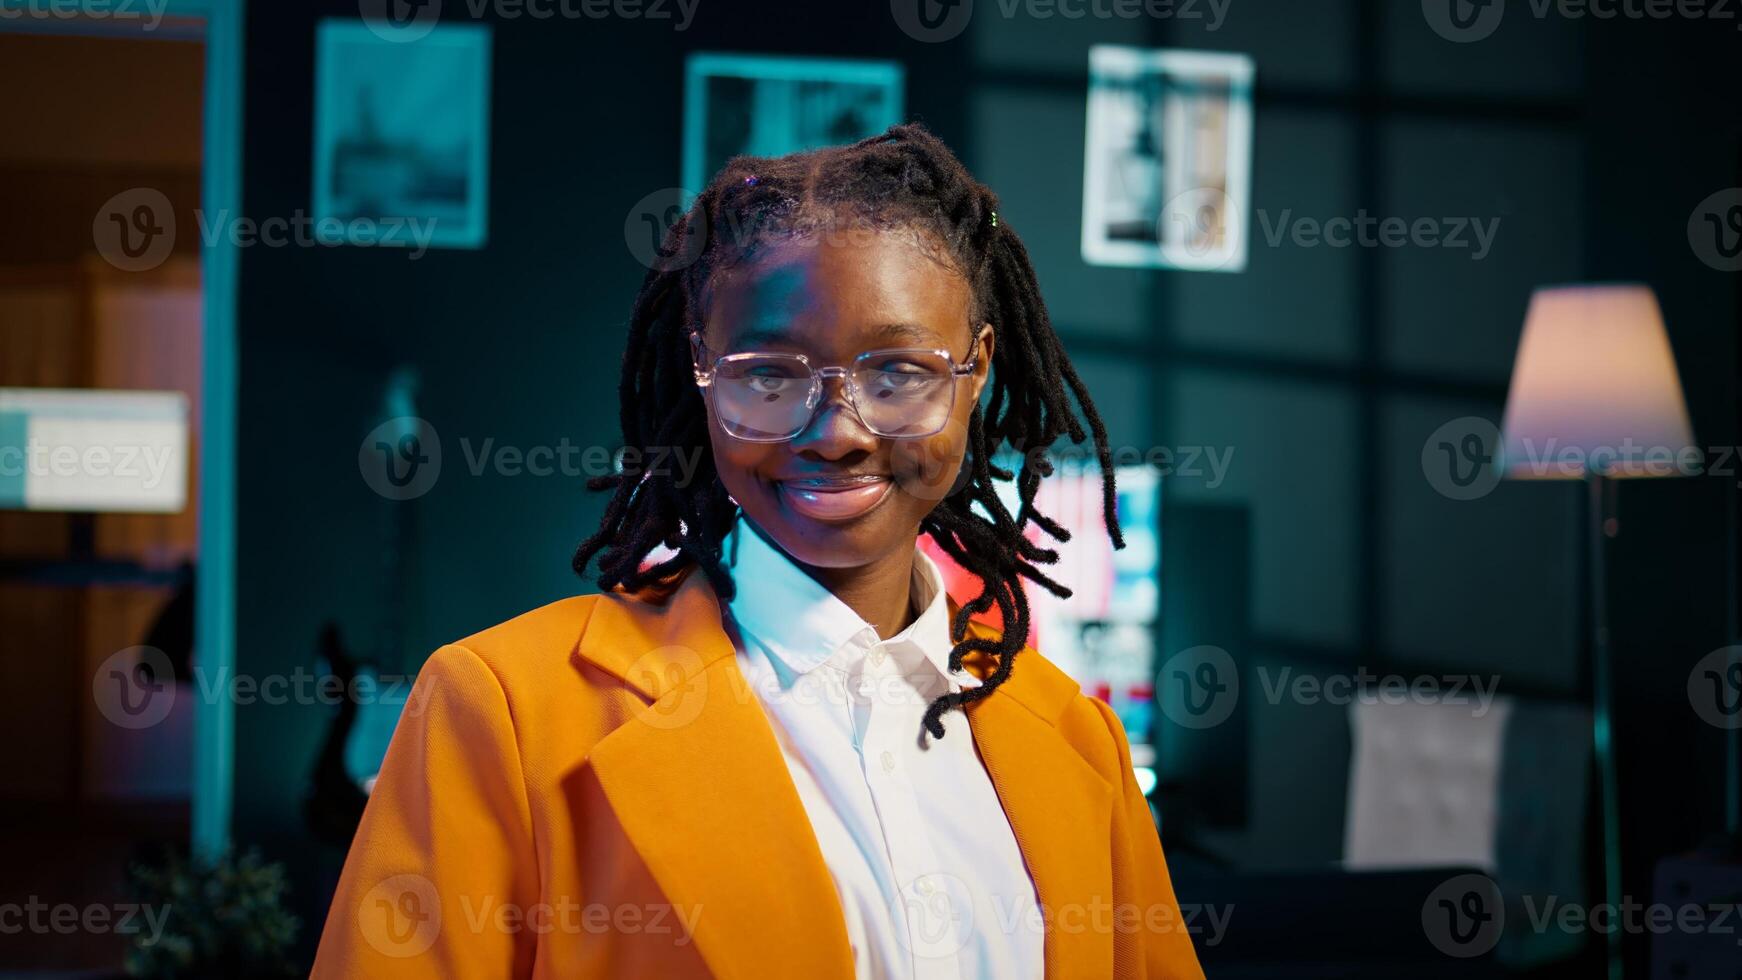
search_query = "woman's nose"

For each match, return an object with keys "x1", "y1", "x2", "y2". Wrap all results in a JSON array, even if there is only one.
[{"x1": 789, "y1": 376, "x2": 878, "y2": 459}]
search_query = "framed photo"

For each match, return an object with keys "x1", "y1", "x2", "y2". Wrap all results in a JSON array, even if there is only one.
[
  {"x1": 313, "y1": 20, "x2": 492, "y2": 250},
  {"x1": 1082, "y1": 46, "x2": 1254, "y2": 272},
  {"x1": 683, "y1": 53, "x2": 904, "y2": 193}
]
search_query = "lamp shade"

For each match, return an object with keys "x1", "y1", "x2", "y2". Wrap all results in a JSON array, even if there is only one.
[{"x1": 1499, "y1": 284, "x2": 1696, "y2": 479}]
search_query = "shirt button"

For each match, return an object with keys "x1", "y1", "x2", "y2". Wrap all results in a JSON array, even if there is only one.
[
  {"x1": 880, "y1": 750, "x2": 896, "y2": 774},
  {"x1": 916, "y1": 876, "x2": 936, "y2": 897},
  {"x1": 870, "y1": 647, "x2": 887, "y2": 668}
]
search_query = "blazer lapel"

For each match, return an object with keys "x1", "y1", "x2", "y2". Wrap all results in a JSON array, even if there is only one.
[
  {"x1": 572, "y1": 572, "x2": 1118, "y2": 979},
  {"x1": 958, "y1": 608, "x2": 1119, "y2": 978},
  {"x1": 575, "y1": 571, "x2": 853, "y2": 980}
]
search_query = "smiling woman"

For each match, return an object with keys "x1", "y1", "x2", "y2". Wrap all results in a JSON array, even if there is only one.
[{"x1": 312, "y1": 123, "x2": 1206, "y2": 980}]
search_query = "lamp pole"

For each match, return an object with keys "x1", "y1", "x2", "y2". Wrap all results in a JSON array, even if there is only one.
[{"x1": 1588, "y1": 470, "x2": 1623, "y2": 980}]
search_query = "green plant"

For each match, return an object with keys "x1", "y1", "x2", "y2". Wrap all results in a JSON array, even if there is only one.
[{"x1": 125, "y1": 847, "x2": 301, "y2": 979}]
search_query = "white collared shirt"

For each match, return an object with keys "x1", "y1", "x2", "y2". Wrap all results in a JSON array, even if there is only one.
[{"x1": 724, "y1": 521, "x2": 1044, "y2": 980}]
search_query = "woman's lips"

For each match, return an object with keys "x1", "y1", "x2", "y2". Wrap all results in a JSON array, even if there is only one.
[{"x1": 776, "y1": 476, "x2": 893, "y2": 523}]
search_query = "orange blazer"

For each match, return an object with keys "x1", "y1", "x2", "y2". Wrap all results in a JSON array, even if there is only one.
[{"x1": 311, "y1": 568, "x2": 1206, "y2": 979}]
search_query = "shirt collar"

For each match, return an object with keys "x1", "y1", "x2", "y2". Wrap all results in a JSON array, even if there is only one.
[{"x1": 723, "y1": 520, "x2": 972, "y2": 687}]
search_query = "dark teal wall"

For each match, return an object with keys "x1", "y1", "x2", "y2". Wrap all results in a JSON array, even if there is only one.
[{"x1": 232, "y1": 3, "x2": 1739, "y2": 971}]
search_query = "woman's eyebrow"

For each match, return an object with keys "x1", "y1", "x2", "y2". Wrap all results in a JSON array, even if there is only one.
[
  {"x1": 866, "y1": 321, "x2": 945, "y2": 346},
  {"x1": 723, "y1": 321, "x2": 947, "y2": 352}
]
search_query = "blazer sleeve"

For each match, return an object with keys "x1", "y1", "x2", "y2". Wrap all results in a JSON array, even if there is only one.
[
  {"x1": 1089, "y1": 695, "x2": 1208, "y2": 980},
  {"x1": 311, "y1": 643, "x2": 540, "y2": 979}
]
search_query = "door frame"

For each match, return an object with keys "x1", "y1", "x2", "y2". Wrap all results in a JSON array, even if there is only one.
[{"x1": 0, "y1": 0, "x2": 244, "y2": 858}]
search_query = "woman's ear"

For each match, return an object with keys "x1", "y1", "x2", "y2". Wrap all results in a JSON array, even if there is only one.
[{"x1": 970, "y1": 322, "x2": 995, "y2": 402}]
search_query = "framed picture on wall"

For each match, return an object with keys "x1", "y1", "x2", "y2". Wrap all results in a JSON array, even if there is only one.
[
  {"x1": 1082, "y1": 46, "x2": 1254, "y2": 273},
  {"x1": 682, "y1": 53, "x2": 904, "y2": 192},
  {"x1": 313, "y1": 20, "x2": 492, "y2": 251}
]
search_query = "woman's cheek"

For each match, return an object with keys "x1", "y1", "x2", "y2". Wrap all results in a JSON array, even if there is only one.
[{"x1": 890, "y1": 416, "x2": 970, "y2": 504}]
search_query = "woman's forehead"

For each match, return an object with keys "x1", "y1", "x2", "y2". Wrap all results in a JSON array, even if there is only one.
[{"x1": 702, "y1": 233, "x2": 970, "y2": 353}]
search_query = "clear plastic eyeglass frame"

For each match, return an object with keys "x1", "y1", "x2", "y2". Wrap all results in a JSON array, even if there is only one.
[{"x1": 688, "y1": 331, "x2": 981, "y2": 442}]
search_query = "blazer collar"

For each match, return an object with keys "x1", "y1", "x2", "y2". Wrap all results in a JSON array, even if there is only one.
[{"x1": 571, "y1": 565, "x2": 1114, "y2": 978}]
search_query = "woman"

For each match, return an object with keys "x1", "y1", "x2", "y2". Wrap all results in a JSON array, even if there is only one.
[{"x1": 312, "y1": 124, "x2": 1205, "y2": 979}]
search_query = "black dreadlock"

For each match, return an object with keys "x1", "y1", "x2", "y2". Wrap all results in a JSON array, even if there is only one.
[{"x1": 574, "y1": 122, "x2": 1124, "y2": 740}]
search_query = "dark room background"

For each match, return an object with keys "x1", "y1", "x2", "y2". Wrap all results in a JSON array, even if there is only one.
[{"x1": 11, "y1": 0, "x2": 1726, "y2": 975}]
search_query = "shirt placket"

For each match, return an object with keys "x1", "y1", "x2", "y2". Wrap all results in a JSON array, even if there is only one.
[{"x1": 853, "y1": 635, "x2": 965, "y2": 980}]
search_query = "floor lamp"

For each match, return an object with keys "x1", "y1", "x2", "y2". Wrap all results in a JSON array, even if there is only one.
[{"x1": 1499, "y1": 284, "x2": 1695, "y2": 980}]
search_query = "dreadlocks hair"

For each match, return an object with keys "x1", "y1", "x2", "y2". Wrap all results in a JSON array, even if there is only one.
[{"x1": 573, "y1": 122, "x2": 1125, "y2": 741}]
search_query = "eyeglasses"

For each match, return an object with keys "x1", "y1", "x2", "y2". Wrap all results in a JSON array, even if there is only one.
[{"x1": 689, "y1": 332, "x2": 980, "y2": 443}]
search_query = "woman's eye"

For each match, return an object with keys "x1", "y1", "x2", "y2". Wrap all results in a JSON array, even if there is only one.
[
  {"x1": 745, "y1": 371, "x2": 799, "y2": 394},
  {"x1": 868, "y1": 363, "x2": 936, "y2": 388}
]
